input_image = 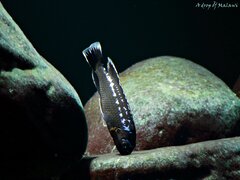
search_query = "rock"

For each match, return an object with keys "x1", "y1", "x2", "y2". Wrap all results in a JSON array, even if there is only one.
[
  {"x1": 233, "y1": 76, "x2": 240, "y2": 98},
  {"x1": 0, "y1": 2, "x2": 87, "y2": 179},
  {"x1": 85, "y1": 56, "x2": 240, "y2": 155},
  {"x1": 71, "y1": 136, "x2": 240, "y2": 180}
]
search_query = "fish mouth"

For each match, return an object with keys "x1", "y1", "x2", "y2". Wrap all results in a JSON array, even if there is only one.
[{"x1": 117, "y1": 138, "x2": 134, "y2": 155}]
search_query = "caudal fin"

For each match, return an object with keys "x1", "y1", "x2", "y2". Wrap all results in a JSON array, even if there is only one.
[{"x1": 82, "y1": 42, "x2": 103, "y2": 70}]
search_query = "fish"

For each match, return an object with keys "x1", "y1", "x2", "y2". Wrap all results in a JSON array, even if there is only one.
[{"x1": 82, "y1": 42, "x2": 136, "y2": 155}]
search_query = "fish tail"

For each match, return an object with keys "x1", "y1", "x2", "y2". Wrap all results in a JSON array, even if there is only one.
[{"x1": 82, "y1": 42, "x2": 103, "y2": 71}]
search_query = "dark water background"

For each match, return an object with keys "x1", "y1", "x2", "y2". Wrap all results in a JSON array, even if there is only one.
[{"x1": 1, "y1": 0, "x2": 240, "y2": 105}]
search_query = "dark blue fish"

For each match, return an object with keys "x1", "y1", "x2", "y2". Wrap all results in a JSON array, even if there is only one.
[{"x1": 82, "y1": 42, "x2": 136, "y2": 155}]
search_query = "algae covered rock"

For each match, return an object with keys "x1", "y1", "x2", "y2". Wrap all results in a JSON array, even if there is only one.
[
  {"x1": 85, "y1": 56, "x2": 240, "y2": 155},
  {"x1": 0, "y1": 2, "x2": 87, "y2": 179},
  {"x1": 76, "y1": 137, "x2": 240, "y2": 179}
]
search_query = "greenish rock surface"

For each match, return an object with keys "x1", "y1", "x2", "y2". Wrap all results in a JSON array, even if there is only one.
[
  {"x1": 0, "y1": 2, "x2": 87, "y2": 179},
  {"x1": 85, "y1": 56, "x2": 240, "y2": 155},
  {"x1": 71, "y1": 137, "x2": 240, "y2": 179}
]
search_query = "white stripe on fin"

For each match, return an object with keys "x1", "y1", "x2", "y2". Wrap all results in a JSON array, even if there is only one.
[
  {"x1": 92, "y1": 71, "x2": 100, "y2": 91},
  {"x1": 107, "y1": 57, "x2": 120, "y2": 82},
  {"x1": 99, "y1": 98, "x2": 104, "y2": 118},
  {"x1": 82, "y1": 42, "x2": 102, "y2": 70},
  {"x1": 89, "y1": 42, "x2": 102, "y2": 52}
]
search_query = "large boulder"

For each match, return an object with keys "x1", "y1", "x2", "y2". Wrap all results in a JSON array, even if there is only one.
[
  {"x1": 0, "y1": 3, "x2": 87, "y2": 179},
  {"x1": 85, "y1": 56, "x2": 240, "y2": 155}
]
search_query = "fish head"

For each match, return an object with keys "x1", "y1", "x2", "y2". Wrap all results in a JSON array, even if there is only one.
[
  {"x1": 110, "y1": 127, "x2": 135, "y2": 155},
  {"x1": 117, "y1": 138, "x2": 134, "y2": 155}
]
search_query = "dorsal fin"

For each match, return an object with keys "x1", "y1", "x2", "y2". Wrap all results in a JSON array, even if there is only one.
[{"x1": 107, "y1": 57, "x2": 119, "y2": 83}]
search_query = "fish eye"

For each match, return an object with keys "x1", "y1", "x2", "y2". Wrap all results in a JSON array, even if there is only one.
[
  {"x1": 121, "y1": 139, "x2": 132, "y2": 148},
  {"x1": 115, "y1": 128, "x2": 121, "y2": 133}
]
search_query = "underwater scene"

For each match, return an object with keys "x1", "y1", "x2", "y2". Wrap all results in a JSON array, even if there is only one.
[{"x1": 0, "y1": 0, "x2": 239, "y2": 179}]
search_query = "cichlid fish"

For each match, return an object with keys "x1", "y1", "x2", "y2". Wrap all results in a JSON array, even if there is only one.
[{"x1": 82, "y1": 42, "x2": 136, "y2": 155}]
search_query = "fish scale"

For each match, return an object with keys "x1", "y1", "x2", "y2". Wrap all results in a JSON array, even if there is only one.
[{"x1": 98, "y1": 70, "x2": 130, "y2": 126}]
